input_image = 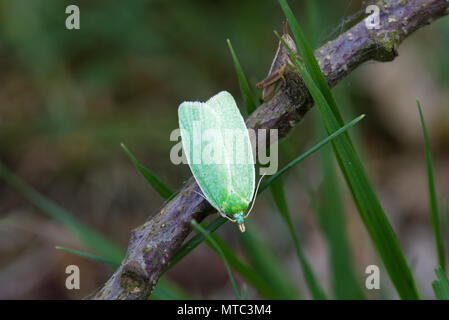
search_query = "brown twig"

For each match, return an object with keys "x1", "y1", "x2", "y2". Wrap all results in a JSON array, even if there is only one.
[{"x1": 91, "y1": 0, "x2": 449, "y2": 299}]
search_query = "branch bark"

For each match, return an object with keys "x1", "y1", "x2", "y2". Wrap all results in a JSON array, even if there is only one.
[{"x1": 91, "y1": 0, "x2": 449, "y2": 299}]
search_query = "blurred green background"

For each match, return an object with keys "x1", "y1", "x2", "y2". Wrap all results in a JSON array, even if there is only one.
[{"x1": 1, "y1": 0, "x2": 449, "y2": 299}]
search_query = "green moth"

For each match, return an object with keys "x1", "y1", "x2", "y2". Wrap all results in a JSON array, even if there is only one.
[{"x1": 178, "y1": 91, "x2": 262, "y2": 232}]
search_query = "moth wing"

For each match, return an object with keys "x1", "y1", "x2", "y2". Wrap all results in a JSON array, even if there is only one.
[
  {"x1": 178, "y1": 101, "x2": 231, "y2": 211},
  {"x1": 206, "y1": 91, "x2": 255, "y2": 205}
]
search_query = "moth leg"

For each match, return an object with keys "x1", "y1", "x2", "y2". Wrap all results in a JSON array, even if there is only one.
[
  {"x1": 256, "y1": 69, "x2": 282, "y2": 90},
  {"x1": 287, "y1": 55, "x2": 304, "y2": 69},
  {"x1": 261, "y1": 84, "x2": 276, "y2": 101},
  {"x1": 257, "y1": 64, "x2": 289, "y2": 101},
  {"x1": 194, "y1": 191, "x2": 236, "y2": 221},
  {"x1": 280, "y1": 73, "x2": 286, "y2": 86},
  {"x1": 287, "y1": 59, "x2": 298, "y2": 70},
  {"x1": 218, "y1": 211, "x2": 236, "y2": 223},
  {"x1": 218, "y1": 210, "x2": 228, "y2": 219},
  {"x1": 217, "y1": 211, "x2": 226, "y2": 218},
  {"x1": 257, "y1": 73, "x2": 282, "y2": 102}
]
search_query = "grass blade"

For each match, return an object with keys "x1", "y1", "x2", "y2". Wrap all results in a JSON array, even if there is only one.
[
  {"x1": 56, "y1": 246, "x2": 119, "y2": 268},
  {"x1": 432, "y1": 266, "x2": 449, "y2": 300},
  {"x1": 0, "y1": 161, "x2": 185, "y2": 300},
  {"x1": 168, "y1": 217, "x2": 227, "y2": 270},
  {"x1": 446, "y1": 200, "x2": 449, "y2": 245},
  {"x1": 209, "y1": 233, "x2": 280, "y2": 299},
  {"x1": 227, "y1": 39, "x2": 258, "y2": 115},
  {"x1": 278, "y1": 0, "x2": 420, "y2": 299},
  {"x1": 173, "y1": 217, "x2": 299, "y2": 299},
  {"x1": 241, "y1": 284, "x2": 250, "y2": 300},
  {"x1": 0, "y1": 161, "x2": 124, "y2": 263},
  {"x1": 260, "y1": 114, "x2": 365, "y2": 191},
  {"x1": 270, "y1": 178, "x2": 326, "y2": 299},
  {"x1": 304, "y1": 0, "x2": 319, "y2": 48},
  {"x1": 121, "y1": 143, "x2": 175, "y2": 200},
  {"x1": 279, "y1": 0, "x2": 344, "y2": 125},
  {"x1": 151, "y1": 279, "x2": 191, "y2": 300},
  {"x1": 312, "y1": 106, "x2": 364, "y2": 299},
  {"x1": 191, "y1": 220, "x2": 240, "y2": 299},
  {"x1": 417, "y1": 100, "x2": 445, "y2": 271},
  {"x1": 169, "y1": 216, "x2": 278, "y2": 298},
  {"x1": 56, "y1": 247, "x2": 187, "y2": 300},
  {"x1": 238, "y1": 225, "x2": 299, "y2": 299},
  {"x1": 314, "y1": 139, "x2": 364, "y2": 299}
]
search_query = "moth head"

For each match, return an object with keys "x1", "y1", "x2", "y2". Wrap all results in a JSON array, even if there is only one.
[{"x1": 233, "y1": 212, "x2": 246, "y2": 233}]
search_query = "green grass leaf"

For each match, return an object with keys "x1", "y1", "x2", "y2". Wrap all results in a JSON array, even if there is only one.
[
  {"x1": 238, "y1": 224, "x2": 299, "y2": 299},
  {"x1": 304, "y1": 0, "x2": 319, "y2": 48},
  {"x1": 270, "y1": 178, "x2": 326, "y2": 299},
  {"x1": 151, "y1": 280, "x2": 191, "y2": 300},
  {"x1": 191, "y1": 220, "x2": 241, "y2": 299},
  {"x1": 56, "y1": 245, "x2": 188, "y2": 300},
  {"x1": 278, "y1": 0, "x2": 420, "y2": 299},
  {"x1": 169, "y1": 217, "x2": 280, "y2": 299},
  {"x1": 168, "y1": 217, "x2": 227, "y2": 270},
  {"x1": 313, "y1": 136, "x2": 364, "y2": 299},
  {"x1": 446, "y1": 200, "x2": 449, "y2": 245},
  {"x1": 417, "y1": 99, "x2": 445, "y2": 271},
  {"x1": 312, "y1": 104, "x2": 364, "y2": 299},
  {"x1": 227, "y1": 39, "x2": 257, "y2": 115},
  {"x1": 241, "y1": 284, "x2": 250, "y2": 300},
  {"x1": 0, "y1": 161, "x2": 124, "y2": 263},
  {"x1": 170, "y1": 218, "x2": 292, "y2": 299},
  {"x1": 0, "y1": 161, "x2": 185, "y2": 300},
  {"x1": 209, "y1": 233, "x2": 280, "y2": 299},
  {"x1": 432, "y1": 266, "x2": 449, "y2": 300},
  {"x1": 260, "y1": 114, "x2": 365, "y2": 191},
  {"x1": 121, "y1": 143, "x2": 175, "y2": 200},
  {"x1": 278, "y1": 0, "x2": 344, "y2": 125},
  {"x1": 56, "y1": 246, "x2": 119, "y2": 268}
]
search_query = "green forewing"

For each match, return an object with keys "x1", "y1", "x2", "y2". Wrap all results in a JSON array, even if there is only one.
[{"x1": 178, "y1": 91, "x2": 255, "y2": 214}]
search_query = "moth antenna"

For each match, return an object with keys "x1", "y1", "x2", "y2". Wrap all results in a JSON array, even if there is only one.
[
  {"x1": 221, "y1": 211, "x2": 237, "y2": 223},
  {"x1": 244, "y1": 173, "x2": 266, "y2": 219}
]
